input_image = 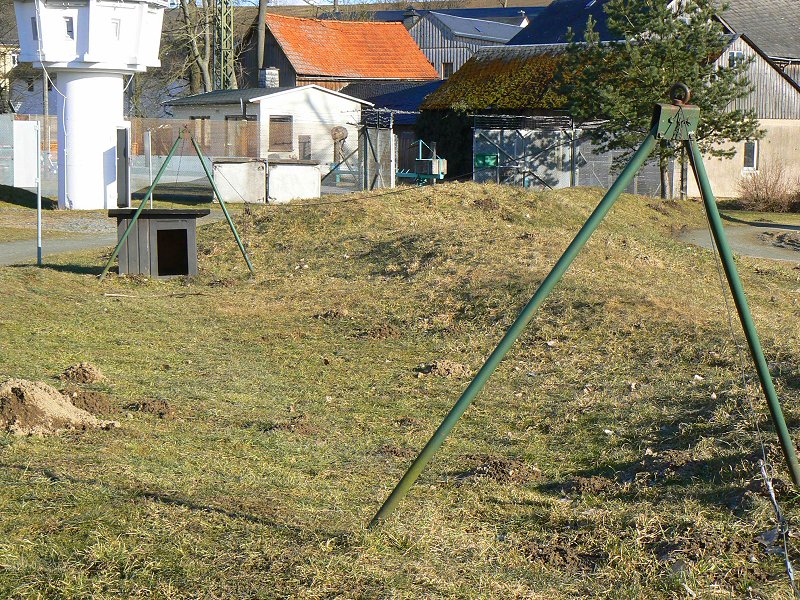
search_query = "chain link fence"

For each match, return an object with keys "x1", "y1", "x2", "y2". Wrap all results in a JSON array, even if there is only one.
[
  {"x1": 473, "y1": 115, "x2": 673, "y2": 197},
  {"x1": 1, "y1": 112, "x2": 395, "y2": 201}
]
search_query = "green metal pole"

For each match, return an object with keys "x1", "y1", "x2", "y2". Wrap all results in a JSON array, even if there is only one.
[
  {"x1": 686, "y1": 139, "x2": 800, "y2": 487},
  {"x1": 369, "y1": 128, "x2": 659, "y2": 527},
  {"x1": 189, "y1": 136, "x2": 256, "y2": 276},
  {"x1": 99, "y1": 133, "x2": 184, "y2": 281}
]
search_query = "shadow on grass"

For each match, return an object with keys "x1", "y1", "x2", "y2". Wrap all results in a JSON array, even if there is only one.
[
  {"x1": 132, "y1": 179, "x2": 214, "y2": 205},
  {"x1": 0, "y1": 463, "x2": 317, "y2": 536},
  {"x1": 0, "y1": 184, "x2": 56, "y2": 209},
  {"x1": 7, "y1": 262, "x2": 106, "y2": 276},
  {"x1": 720, "y1": 212, "x2": 800, "y2": 231}
]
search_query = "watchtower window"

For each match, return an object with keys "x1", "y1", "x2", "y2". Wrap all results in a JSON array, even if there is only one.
[{"x1": 64, "y1": 17, "x2": 75, "y2": 40}]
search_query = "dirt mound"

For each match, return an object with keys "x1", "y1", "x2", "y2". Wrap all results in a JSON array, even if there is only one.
[
  {"x1": 359, "y1": 322, "x2": 402, "y2": 340},
  {"x1": 0, "y1": 379, "x2": 118, "y2": 436},
  {"x1": 60, "y1": 363, "x2": 105, "y2": 384},
  {"x1": 454, "y1": 454, "x2": 540, "y2": 484},
  {"x1": 125, "y1": 398, "x2": 173, "y2": 419},
  {"x1": 62, "y1": 386, "x2": 114, "y2": 416},
  {"x1": 415, "y1": 360, "x2": 472, "y2": 378}
]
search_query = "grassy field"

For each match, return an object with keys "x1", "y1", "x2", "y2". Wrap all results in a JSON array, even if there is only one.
[{"x1": 2, "y1": 183, "x2": 800, "y2": 598}]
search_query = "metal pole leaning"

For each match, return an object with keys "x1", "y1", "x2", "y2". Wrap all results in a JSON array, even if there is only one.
[
  {"x1": 686, "y1": 139, "x2": 800, "y2": 487},
  {"x1": 99, "y1": 133, "x2": 183, "y2": 281},
  {"x1": 369, "y1": 128, "x2": 660, "y2": 527},
  {"x1": 189, "y1": 136, "x2": 255, "y2": 276}
]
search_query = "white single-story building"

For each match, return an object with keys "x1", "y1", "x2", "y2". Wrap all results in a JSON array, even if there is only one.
[{"x1": 164, "y1": 84, "x2": 373, "y2": 166}]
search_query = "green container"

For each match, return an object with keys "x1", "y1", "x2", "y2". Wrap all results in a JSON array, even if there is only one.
[{"x1": 474, "y1": 153, "x2": 499, "y2": 169}]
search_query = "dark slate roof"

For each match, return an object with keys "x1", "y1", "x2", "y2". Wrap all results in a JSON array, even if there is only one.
[
  {"x1": 164, "y1": 87, "x2": 293, "y2": 107},
  {"x1": 340, "y1": 81, "x2": 432, "y2": 100},
  {"x1": 342, "y1": 80, "x2": 445, "y2": 124},
  {"x1": 428, "y1": 12, "x2": 523, "y2": 42},
  {"x1": 421, "y1": 44, "x2": 569, "y2": 111},
  {"x1": 325, "y1": 6, "x2": 546, "y2": 25},
  {"x1": 717, "y1": 0, "x2": 800, "y2": 61},
  {"x1": 508, "y1": 0, "x2": 612, "y2": 45},
  {"x1": 510, "y1": 0, "x2": 800, "y2": 60}
]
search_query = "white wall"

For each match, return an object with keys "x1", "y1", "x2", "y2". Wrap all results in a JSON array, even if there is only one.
[
  {"x1": 686, "y1": 119, "x2": 800, "y2": 198},
  {"x1": 255, "y1": 87, "x2": 364, "y2": 166}
]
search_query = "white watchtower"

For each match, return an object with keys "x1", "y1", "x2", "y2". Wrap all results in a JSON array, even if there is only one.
[{"x1": 13, "y1": 0, "x2": 167, "y2": 210}]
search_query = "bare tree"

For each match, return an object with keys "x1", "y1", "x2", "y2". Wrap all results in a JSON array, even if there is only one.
[{"x1": 179, "y1": 0, "x2": 214, "y2": 93}]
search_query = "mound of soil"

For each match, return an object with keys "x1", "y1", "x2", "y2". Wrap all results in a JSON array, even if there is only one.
[
  {"x1": 0, "y1": 379, "x2": 117, "y2": 436},
  {"x1": 60, "y1": 363, "x2": 105, "y2": 384},
  {"x1": 415, "y1": 360, "x2": 472, "y2": 378},
  {"x1": 455, "y1": 454, "x2": 540, "y2": 485},
  {"x1": 125, "y1": 398, "x2": 173, "y2": 419},
  {"x1": 359, "y1": 323, "x2": 402, "y2": 340},
  {"x1": 62, "y1": 386, "x2": 114, "y2": 416}
]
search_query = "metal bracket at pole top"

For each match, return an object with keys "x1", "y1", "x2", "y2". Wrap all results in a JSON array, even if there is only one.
[{"x1": 651, "y1": 103, "x2": 700, "y2": 142}]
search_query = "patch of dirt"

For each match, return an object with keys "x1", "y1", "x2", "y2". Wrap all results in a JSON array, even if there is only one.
[
  {"x1": 645, "y1": 527, "x2": 767, "y2": 584},
  {"x1": 619, "y1": 449, "x2": 712, "y2": 488},
  {"x1": 0, "y1": 379, "x2": 118, "y2": 436},
  {"x1": 393, "y1": 416, "x2": 424, "y2": 431},
  {"x1": 207, "y1": 278, "x2": 236, "y2": 288},
  {"x1": 454, "y1": 454, "x2": 540, "y2": 485},
  {"x1": 414, "y1": 359, "x2": 472, "y2": 378},
  {"x1": 358, "y1": 322, "x2": 402, "y2": 340},
  {"x1": 474, "y1": 196, "x2": 500, "y2": 211},
  {"x1": 523, "y1": 532, "x2": 608, "y2": 573},
  {"x1": 60, "y1": 363, "x2": 105, "y2": 384},
  {"x1": 124, "y1": 398, "x2": 173, "y2": 419},
  {"x1": 314, "y1": 307, "x2": 350, "y2": 320},
  {"x1": 376, "y1": 444, "x2": 416, "y2": 459},
  {"x1": 62, "y1": 386, "x2": 114, "y2": 416}
]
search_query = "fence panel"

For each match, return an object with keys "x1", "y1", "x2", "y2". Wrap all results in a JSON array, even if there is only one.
[{"x1": 473, "y1": 116, "x2": 673, "y2": 197}]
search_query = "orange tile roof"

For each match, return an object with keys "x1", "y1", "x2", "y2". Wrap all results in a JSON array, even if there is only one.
[{"x1": 265, "y1": 14, "x2": 439, "y2": 80}]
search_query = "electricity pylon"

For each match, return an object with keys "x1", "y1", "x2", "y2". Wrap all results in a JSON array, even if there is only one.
[{"x1": 212, "y1": 0, "x2": 236, "y2": 90}]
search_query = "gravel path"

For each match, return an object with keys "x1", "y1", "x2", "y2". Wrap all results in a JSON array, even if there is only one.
[{"x1": 0, "y1": 211, "x2": 226, "y2": 267}]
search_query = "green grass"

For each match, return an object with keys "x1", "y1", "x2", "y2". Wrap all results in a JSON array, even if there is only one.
[{"x1": 1, "y1": 183, "x2": 800, "y2": 598}]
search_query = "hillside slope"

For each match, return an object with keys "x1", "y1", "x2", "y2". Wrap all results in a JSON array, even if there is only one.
[{"x1": 1, "y1": 183, "x2": 799, "y2": 597}]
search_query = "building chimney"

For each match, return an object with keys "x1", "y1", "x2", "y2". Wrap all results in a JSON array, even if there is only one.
[{"x1": 258, "y1": 67, "x2": 280, "y2": 88}]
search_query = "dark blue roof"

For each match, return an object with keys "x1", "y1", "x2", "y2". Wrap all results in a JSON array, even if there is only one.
[
  {"x1": 322, "y1": 6, "x2": 546, "y2": 25},
  {"x1": 508, "y1": 0, "x2": 613, "y2": 45},
  {"x1": 429, "y1": 12, "x2": 523, "y2": 42},
  {"x1": 340, "y1": 80, "x2": 445, "y2": 124}
]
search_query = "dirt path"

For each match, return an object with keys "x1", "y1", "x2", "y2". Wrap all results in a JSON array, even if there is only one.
[{"x1": 679, "y1": 220, "x2": 800, "y2": 263}]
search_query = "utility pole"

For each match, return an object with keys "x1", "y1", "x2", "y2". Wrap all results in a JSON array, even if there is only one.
[{"x1": 212, "y1": 0, "x2": 236, "y2": 90}]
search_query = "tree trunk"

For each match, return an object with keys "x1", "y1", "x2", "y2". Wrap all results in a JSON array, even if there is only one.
[
  {"x1": 659, "y1": 151, "x2": 669, "y2": 200},
  {"x1": 257, "y1": 0, "x2": 268, "y2": 71},
  {"x1": 679, "y1": 147, "x2": 687, "y2": 200},
  {"x1": 180, "y1": 0, "x2": 213, "y2": 93}
]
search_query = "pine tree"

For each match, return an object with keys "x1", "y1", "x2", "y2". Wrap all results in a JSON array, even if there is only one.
[{"x1": 562, "y1": 0, "x2": 761, "y2": 199}]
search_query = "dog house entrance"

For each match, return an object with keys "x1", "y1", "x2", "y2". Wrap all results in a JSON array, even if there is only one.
[{"x1": 156, "y1": 228, "x2": 189, "y2": 276}]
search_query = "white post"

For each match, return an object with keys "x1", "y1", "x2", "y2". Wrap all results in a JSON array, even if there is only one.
[
  {"x1": 389, "y1": 112, "x2": 396, "y2": 188},
  {"x1": 35, "y1": 121, "x2": 42, "y2": 266},
  {"x1": 144, "y1": 129, "x2": 153, "y2": 208}
]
